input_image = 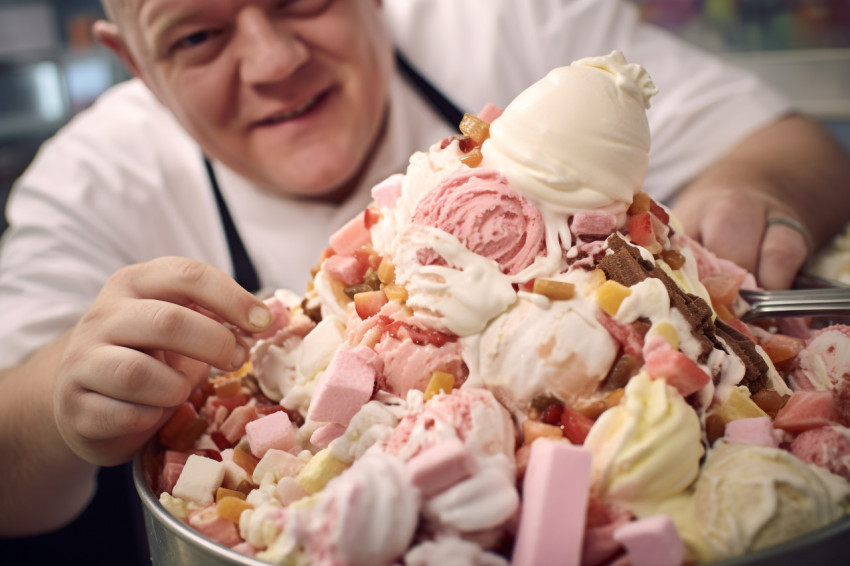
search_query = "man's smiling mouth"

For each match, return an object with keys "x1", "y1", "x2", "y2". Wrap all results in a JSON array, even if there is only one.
[{"x1": 262, "y1": 95, "x2": 322, "y2": 125}]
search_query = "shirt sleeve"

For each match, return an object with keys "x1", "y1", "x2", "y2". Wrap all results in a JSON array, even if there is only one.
[{"x1": 0, "y1": 81, "x2": 226, "y2": 367}]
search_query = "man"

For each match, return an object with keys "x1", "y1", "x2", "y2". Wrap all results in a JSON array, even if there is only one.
[{"x1": 1, "y1": 0, "x2": 848, "y2": 557}]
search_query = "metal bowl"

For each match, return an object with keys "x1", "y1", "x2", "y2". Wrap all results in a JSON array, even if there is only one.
[{"x1": 133, "y1": 445, "x2": 850, "y2": 566}]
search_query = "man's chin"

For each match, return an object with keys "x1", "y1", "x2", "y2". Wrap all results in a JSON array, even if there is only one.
[{"x1": 255, "y1": 171, "x2": 360, "y2": 204}]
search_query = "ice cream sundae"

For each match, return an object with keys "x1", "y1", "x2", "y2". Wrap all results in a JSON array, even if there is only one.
[{"x1": 142, "y1": 51, "x2": 850, "y2": 566}]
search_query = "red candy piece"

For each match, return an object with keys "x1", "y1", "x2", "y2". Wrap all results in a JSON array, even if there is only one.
[
  {"x1": 560, "y1": 408, "x2": 595, "y2": 445},
  {"x1": 773, "y1": 390, "x2": 842, "y2": 432},
  {"x1": 644, "y1": 349, "x2": 711, "y2": 397}
]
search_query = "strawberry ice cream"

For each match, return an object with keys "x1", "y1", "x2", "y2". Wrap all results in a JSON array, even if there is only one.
[{"x1": 410, "y1": 168, "x2": 545, "y2": 276}]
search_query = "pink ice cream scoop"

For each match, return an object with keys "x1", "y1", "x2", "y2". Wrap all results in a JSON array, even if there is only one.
[{"x1": 411, "y1": 168, "x2": 545, "y2": 275}]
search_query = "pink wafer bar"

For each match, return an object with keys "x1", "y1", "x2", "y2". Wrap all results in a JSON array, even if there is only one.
[
  {"x1": 406, "y1": 436, "x2": 477, "y2": 497},
  {"x1": 612, "y1": 515, "x2": 685, "y2": 566},
  {"x1": 245, "y1": 410, "x2": 295, "y2": 459},
  {"x1": 329, "y1": 210, "x2": 371, "y2": 256},
  {"x1": 724, "y1": 416, "x2": 779, "y2": 448},
  {"x1": 307, "y1": 346, "x2": 377, "y2": 426},
  {"x1": 512, "y1": 439, "x2": 591, "y2": 566}
]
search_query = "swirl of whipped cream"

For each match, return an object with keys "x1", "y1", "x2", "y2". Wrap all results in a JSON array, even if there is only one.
[
  {"x1": 411, "y1": 168, "x2": 545, "y2": 275},
  {"x1": 584, "y1": 371, "x2": 703, "y2": 507},
  {"x1": 258, "y1": 453, "x2": 420, "y2": 566},
  {"x1": 481, "y1": 50, "x2": 657, "y2": 214}
]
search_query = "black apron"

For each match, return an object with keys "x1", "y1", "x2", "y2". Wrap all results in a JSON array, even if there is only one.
[{"x1": 0, "y1": 51, "x2": 463, "y2": 566}]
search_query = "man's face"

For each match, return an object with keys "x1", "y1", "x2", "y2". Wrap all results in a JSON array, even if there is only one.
[{"x1": 107, "y1": 0, "x2": 392, "y2": 199}]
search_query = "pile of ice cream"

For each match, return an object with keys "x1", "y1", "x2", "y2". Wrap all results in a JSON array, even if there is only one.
[{"x1": 145, "y1": 51, "x2": 850, "y2": 566}]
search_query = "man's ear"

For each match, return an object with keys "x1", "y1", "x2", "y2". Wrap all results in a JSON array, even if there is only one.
[{"x1": 92, "y1": 20, "x2": 143, "y2": 79}]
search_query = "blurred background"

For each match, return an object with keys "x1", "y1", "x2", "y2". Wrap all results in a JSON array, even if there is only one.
[{"x1": 0, "y1": 0, "x2": 849, "y2": 236}]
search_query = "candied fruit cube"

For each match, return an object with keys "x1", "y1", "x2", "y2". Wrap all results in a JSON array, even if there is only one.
[
  {"x1": 460, "y1": 147, "x2": 483, "y2": 167},
  {"x1": 459, "y1": 113, "x2": 490, "y2": 144},
  {"x1": 383, "y1": 284, "x2": 408, "y2": 303},
  {"x1": 522, "y1": 419, "x2": 564, "y2": 445},
  {"x1": 216, "y1": 487, "x2": 247, "y2": 502},
  {"x1": 216, "y1": 496, "x2": 253, "y2": 523},
  {"x1": 354, "y1": 290, "x2": 388, "y2": 319},
  {"x1": 213, "y1": 378, "x2": 243, "y2": 398},
  {"x1": 377, "y1": 256, "x2": 395, "y2": 285},
  {"x1": 424, "y1": 371, "x2": 455, "y2": 401},
  {"x1": 232, "y1": 446, "x2": 259, "y2": 476},
  {"x1": 596, "y1": 280, "x2": 632, "y2": 316},
  {"x1": 628, "y1": 192, "x2": 651, "y2": 215},
  {"x1": 532, "y1": 279, "x2": 576, "y2": 301}
]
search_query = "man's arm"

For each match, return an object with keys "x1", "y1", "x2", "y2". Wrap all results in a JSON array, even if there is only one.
[
  {"x1": 671, "y1": 113, "x2": 850, "y2": 289},
  {"x1": 0, "y1": 333, "x2": 98, "y2": 535},
  {"x1": 0, "y1": 257, "x2": 271, "y2": 536}
]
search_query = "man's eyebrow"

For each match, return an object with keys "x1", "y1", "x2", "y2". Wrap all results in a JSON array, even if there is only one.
[{"x1": 145, "y1": 11, "x2": 199, "y2": 51}]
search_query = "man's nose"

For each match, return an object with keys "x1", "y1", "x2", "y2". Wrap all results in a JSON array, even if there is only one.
[{"x1": 235, "y1": 8, "x2": 309, "y2": 84}]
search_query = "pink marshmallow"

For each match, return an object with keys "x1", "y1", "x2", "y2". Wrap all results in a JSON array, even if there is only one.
[
  {"x1": 724, "y1": 416, "x2": 780, "y2": 448},
  {"x1": 571, "y1": 211, "x2": 617, "y2": 238},
  {"x1": 371, "y1": 174, "x2": 403, "y2": 209},
  {"x1": 307, "y1": 347, "x2": 377, "y2": 426},
  {"x1": 406, "y1": 436, "x2": 477, "y2": 497},
  {"x1": 245, "y1": 410, "x2": 296, "y2": 459},
  {"x1": 329, "y1": 211, "x2": 371, "y2": 256},
  {"x1": 323, "y1": 254, "x2": 368, "y2": 287},
  {"x1": 612, "y1": 515, "x2": 685, "y2": 566},
  {"x1": 310, "y1": 422, "x2": 347, "y2": 448},
  {"x1": 253, "y1": 296, "x2": 290, "y2": 340},
  {"x1": 512, "y1": 439, "x2": 591, "y2": 566}
]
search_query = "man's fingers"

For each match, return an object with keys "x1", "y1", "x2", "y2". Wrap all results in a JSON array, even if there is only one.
[
  {"x1": 758, "y1": 219, "x2": 809, "y2": 290},
  {"x1": 106, "y1": 257, "x2": 271, "y2": 334},
  {"x1": 695, "y1": 201, "x2": 764, "y2": 275}
]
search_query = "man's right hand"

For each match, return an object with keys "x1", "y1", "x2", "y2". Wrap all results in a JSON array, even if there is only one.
[{"x1": 53, "y1": 257, "x2": 271, "y2": 467}]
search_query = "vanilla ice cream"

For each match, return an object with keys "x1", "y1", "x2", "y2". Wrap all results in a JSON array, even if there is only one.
[{"x1": 481, "y1": 51, "x2": 657, "y2": 214}]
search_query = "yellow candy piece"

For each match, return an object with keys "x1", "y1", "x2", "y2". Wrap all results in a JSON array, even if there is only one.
[
  {"x1": 377, "y1": 257, "x2": 395, "y2": 285},
  {"x1": 522, "y1": 419, "x2": 564, "y2": 445},
  {"x1": 424, "y1": 371, "x2": 455, "y2": 401},
  {"x1": 596, "y1": 280, "x2": 632, "y2": 316},
  {"x1": 297, "y1": 449, "x2": 349, "y2": 495},
  {"x1": 383, "y1": 284, "x2": 408, "y2": 303},
  {"x1": 648, "y1": 320, "x2": 680, "y2": 350},
  {"x1": 717, "y1": 386, "x2": 769, "y2": 423}
]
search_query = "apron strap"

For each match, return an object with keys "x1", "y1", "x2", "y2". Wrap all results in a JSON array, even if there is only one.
[
  {"x1": 204, "y1": 156, "x2": 261, "y2": 293},
  {"x1": 395, "y1": 49, "x2": 466, "y2": 127}
]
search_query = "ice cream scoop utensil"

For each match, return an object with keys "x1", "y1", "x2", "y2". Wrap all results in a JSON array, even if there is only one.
[{"x1": 739, "y1": 287, "x2": 850, "y2": 322}]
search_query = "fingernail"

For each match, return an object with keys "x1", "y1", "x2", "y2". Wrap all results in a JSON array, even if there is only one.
[
  {"x1": 249, "y1": 305, "x2": 271, "y2": 329},
  {"x1": 231, "y1": 344, "x2": 246, "y2": 369}
]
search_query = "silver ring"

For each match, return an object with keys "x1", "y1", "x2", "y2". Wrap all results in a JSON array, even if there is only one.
[{"x1": 765, "y1": 216, "x2": 811, "y2": 250}]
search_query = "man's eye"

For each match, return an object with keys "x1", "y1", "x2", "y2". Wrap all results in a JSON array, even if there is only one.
[{"x1": 175, "y1": 30, "x2": 214, "y2": 50}]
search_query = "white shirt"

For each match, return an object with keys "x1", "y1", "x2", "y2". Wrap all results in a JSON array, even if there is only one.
[{"x1": 0, "y1": 0, "x2": 790, "y2": 367}]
